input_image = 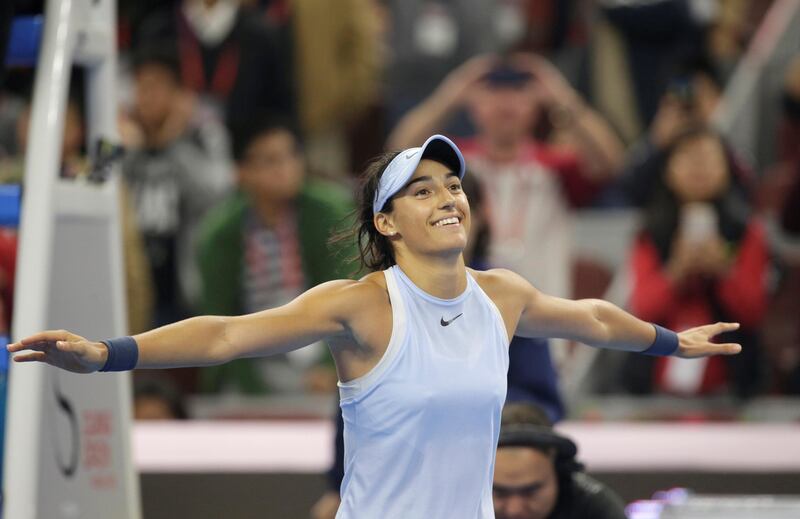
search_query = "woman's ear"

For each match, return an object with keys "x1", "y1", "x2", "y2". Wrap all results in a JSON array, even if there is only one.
[{"x1": 374, "y1": 212, "x2": 398, "y2": 237}]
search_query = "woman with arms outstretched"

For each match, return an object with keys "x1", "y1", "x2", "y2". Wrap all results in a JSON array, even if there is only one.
[{"x1": 9, "y1": 135, "x2": 741, "y2": 518}]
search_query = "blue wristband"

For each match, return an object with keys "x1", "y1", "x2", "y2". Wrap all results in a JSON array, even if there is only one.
[
  {"x1": 99, "y1": 336, "x2": 139, "y2": 372},
  {"x1": 642, "y1": 324, "x2": 679, "y2": 356}
]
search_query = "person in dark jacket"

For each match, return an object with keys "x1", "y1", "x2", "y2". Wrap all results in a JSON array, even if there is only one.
[
  {"x1": 493, "y1": 402, "x2": 627, "y2": 519},
  {"x1": 135, "y1": 0, "x2": 296, "y2": 126}
]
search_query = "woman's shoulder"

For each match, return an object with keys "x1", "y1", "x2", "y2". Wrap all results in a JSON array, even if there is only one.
[
  {"x1": 310, "y1": 271, "x2": 390, "y2": 315},
  {"x1": 470, "y1": 267, "x2": 527, "y2": 289},
  {"x1": 469, "y1": 267, "x2": 532, "y2": 304}
]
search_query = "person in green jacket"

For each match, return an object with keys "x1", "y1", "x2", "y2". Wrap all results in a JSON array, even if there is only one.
[{"x1": 196, "y1": 116, "x2": 356, "y2": 394}]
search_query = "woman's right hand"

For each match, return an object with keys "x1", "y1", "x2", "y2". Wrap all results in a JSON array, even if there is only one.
[{"x1": 7, "y1": 330, "x2": 108, "y2": 373}]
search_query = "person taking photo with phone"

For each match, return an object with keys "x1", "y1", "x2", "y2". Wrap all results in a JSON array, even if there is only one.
[{"x1": 621, "y1": 126, "x2": 768, "y2": 398}]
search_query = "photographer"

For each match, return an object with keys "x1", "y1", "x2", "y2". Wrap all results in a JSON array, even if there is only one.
[
  {"x1": 622, "y1": 127, "x2": 767, "y2": 397},
  {"x1": 389, "y1": 52, "x2": 624, "y2": 306},
  {"x1": 615, "y1": 55, "x2": 753, "y2": 207}
]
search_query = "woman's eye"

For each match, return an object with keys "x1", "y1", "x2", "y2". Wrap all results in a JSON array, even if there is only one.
[
  {"x1": 415, "y1": 189, "x2": 430, "y2": 196},
  {"x1": 449, "y1": 183, "x2": 462, "y2": 192}
]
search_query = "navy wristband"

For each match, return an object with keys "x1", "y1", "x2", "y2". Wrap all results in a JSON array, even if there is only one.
[
  {"x1": 642, "y1": 324, "x2": 679, "y2": 356},
  {"x1": 99, "y1": 336, "x2": 139, "y2": 372}
]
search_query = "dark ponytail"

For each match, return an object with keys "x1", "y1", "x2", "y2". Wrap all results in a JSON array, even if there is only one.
[{"x1": 330, "y1": 151, "x2": 401, "y2": 273}]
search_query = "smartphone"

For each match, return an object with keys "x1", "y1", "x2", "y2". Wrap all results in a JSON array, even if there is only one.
[
  {"x1": 680, "y1": 203, "x2": 718, "y2": 243},
  {"x1": 666, "y1": 76, "x2": 695, "y2": 110}
]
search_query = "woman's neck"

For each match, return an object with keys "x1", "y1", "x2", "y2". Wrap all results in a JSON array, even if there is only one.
[{"x1": 393, "y1": 251, "x2": 468, "y2": 299}]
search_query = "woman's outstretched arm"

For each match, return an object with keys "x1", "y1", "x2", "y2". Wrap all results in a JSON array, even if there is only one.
[
  {"x1": 8, "y1": 279, "x2": 363, "y2": 373},
  {"x1": 488, "y1": 269, "x2": 742, "y2": 359}
]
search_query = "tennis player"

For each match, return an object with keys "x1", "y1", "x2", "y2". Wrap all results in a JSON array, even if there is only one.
[{"x1": 9, "y1": 135, "x2": 741, "y2": 518}]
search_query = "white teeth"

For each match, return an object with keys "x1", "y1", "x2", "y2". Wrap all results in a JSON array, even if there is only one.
[{"x1": 434, "y1": 217, "x2": 459, "y2": 227}]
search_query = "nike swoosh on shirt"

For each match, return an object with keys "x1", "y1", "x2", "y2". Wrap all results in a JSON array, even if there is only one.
[
  {"x1": 440, "y1": 313, "x2": 463, "y2": 326},
  {"x1": 405, "y1": 151, "x2": 419, "y2": 159}
]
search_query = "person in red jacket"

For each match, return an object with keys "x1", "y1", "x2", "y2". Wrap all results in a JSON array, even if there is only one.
[{"x1": 623, "y1": 126, "x2": 768, "y2": 398}]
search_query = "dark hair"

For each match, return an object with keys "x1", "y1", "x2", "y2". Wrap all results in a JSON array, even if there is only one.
[
  {"x1": 132, "y1": 43, "x2": 181, "y2": 84},
  {"x1": 330, "y1": 151, "x2": 402, "y2": 273},
  {"x1": 336, "y1": 151, "x2": 401, "y2": 273},
  {"x1": 228, "y1": 114, "x2": 302, "y2": 163},
  {"x1": 460, "y1": 173, "x2": 490, "y2": 267},
  {"x1": 644, "y1": 126, "x2": 749, "y2": 262},
  {"x1": 501, "y1": 402, "x2": 553, "y2": 428},
  {"x1": 498, "y1": 402, "x2": 583, "y2": 475}
]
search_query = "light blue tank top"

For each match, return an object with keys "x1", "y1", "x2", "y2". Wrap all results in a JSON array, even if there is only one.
[{"x1": 336, "y1": 266, "x2": 510, "y2": 518}]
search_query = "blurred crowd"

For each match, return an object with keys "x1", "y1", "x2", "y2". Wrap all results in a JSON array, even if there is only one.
[{"x1": 0, "y1": 0, "x2": 799, "y2": 419}]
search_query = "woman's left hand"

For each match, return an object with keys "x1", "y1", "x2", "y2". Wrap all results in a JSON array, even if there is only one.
[{"x1": 675, "y1": 322, "x2": 742, "y2": 358}]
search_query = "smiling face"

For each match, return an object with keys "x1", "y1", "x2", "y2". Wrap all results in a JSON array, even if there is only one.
[
  {"x1": 493, "y1": 447, "x2": 559, "y2": 519},
  {"x1": 375, "y1": 159, "x2": 470, "y2": 262}
]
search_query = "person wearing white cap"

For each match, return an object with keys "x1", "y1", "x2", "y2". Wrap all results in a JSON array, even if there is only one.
[{"x1": 11, "y1": 135, "x2": 742, "y2": 518}]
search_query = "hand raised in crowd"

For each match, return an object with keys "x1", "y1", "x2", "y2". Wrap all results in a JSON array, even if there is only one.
[
  {"x1": 434, "y1": 53, "x2": 497, "y2": 108},
  {"x1": 665, "y1": 236, "x2": 706, "y2": 282},
  {"x1": 666, "y1": 234, "x2": 731, "y2": 283},
  {"x1": 509, "y1": 52, "x2": 581, "y2": 109},
  {"x1": 7, "y1": 330, "x2": 108, "y2": 374},
  {"x1": 675, "y1": 322, "x2": 742, "y2": 358},
  {"x1": 695, "y1": 235, "x2": 732, "y2": 276},
  {"x1": 650, "y1": 96, "x2": 697, "y2": 149}
]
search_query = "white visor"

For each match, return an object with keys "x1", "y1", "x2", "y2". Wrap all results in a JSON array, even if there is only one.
[{"x1": 372, "y1": 134, "x2": 466, "y2": 214}]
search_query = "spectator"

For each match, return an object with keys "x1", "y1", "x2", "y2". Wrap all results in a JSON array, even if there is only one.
[
  {"x1": 248, "y1": 0, "x2": 384, "y2": 179},
  {"x1": 122, "y1": 44, "x2": 231, "y2": 327},
  {"x1": 135, "y1": 0, "x2": 295, "y2": 125},
  {"x1": 759, "y1": 54, "x2": 800, "y2": 394},
  {"x1": 3, "y1": 93, "x2": 154, "y2": 335},
  {"x1": 612, "y1": 53, "x2": 753, "y2": 207},
  {"x1": 592, "y1": 0, "x2": 728, "y2": 138},
  {"x1": 623, "y1": 127, "x2": 768, "y2": 397},
  {"x1": 777, "y1": 55, "x2": 800, "y2": 169},
  {"x1": 390, "y1": 52, "x2": 623, "y2": 373},
  {"x1": 760, "y1": 54, "x2": 800, "y2": 216},
  {"x1": 0, "y1": 227, "x2": 16, "y2": 334},
  {"x1": 0, "y1": 90, "x2": 24, "y2": 160},
  {"x1": 10, "y1": 94, "x2": 86, "y2": 180},
  {"x1": 589, "y1": 1, "x2": 771, "y2": 144},
  {"x1": 382, "y1": 0, "x2": 530, "y2": 128},
  {"x1": 133, "y1": 375, "x2": 188, "y2": 420},
  {"x1": 196, "y1": 116, "x2": 355, "y2": 394},
  {"x1": 494, "y1": 402, "x2": 626, "y2": 519},
  {"x1": 775, "y1": 161, "x2": 800, "y2": 395},
  {"x1": 289, "y1": 0, "x2": 382, "y2": 178}
]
